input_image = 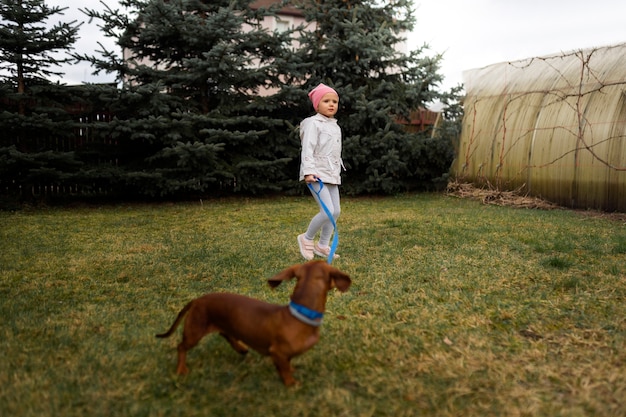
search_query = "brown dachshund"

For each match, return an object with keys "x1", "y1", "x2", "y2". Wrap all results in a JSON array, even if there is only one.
[{"x1": 156, "y1": 260, "x2": 351, "y2": 386}]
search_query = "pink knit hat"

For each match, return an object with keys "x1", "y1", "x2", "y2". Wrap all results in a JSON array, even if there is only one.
[{"x1": 308, "y1": 83, "x2": 338, "y2": 111}]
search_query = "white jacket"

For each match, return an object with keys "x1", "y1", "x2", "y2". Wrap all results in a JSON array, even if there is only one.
[{"x1": 299, "y1": 113, "x2": 344, "y2": 184}]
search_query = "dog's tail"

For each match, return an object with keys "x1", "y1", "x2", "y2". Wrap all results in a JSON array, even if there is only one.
[{"x1": 155, "y1": 301, "x2": 193, "y2": 338}]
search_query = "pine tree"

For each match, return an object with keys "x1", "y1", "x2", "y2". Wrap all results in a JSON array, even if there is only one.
[
  {"x1": 296, "y1": 0, "x2": 453, "y2": 194},
  {"x1": 0, "y1": 0, "x2": 85, "y2": 200},
  {"x1": 0, "y1": 0, "x2": 80, "y2": 95},
  {"x1": 78, "y1": 0, "x2": 302, "y2": 197}
]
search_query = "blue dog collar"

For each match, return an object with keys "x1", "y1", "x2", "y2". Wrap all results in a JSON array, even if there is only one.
[{"x1": 289, "y1": 301, "x2": 324, "y2": 327}]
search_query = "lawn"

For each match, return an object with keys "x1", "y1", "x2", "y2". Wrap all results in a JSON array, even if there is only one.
[{"x1": 1, "y1": 193, "x2": 625, "y2": 416}]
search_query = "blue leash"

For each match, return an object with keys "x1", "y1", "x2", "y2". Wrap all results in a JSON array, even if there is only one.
[{"x1": 307, "y1": 178, "x2": 339, "y2": 264}]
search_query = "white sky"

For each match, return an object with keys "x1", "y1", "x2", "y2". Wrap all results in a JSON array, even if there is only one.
[
  {"x1": 45, "y1": 0, "x2": 626, "y2": 92},
  {"x1": 410, "y1": 0, "x2": 626, "y2": 91}
]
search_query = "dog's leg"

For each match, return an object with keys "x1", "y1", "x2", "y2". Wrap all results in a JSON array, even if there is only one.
[
  {"x1": 176, "y1": 331, "x2": 205, "y2": 375},
  {"x1": 220, "y1": 333, "x2": 249, "y2": 355},
  {"x1": 270, "y1": 352, "x2": 296, "y2": 386},
  {"x1": 176, "y1": 323, "x2": 216, "y2": 375}
]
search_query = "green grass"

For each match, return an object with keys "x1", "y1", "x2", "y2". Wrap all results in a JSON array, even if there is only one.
[{"x1": 1, "y1": 194, "x2": 625, "y2": 417}]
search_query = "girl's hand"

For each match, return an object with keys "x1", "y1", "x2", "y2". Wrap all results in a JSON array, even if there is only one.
[{"x1": 304, "y1": 175, "x2": 318, "y2": 183}]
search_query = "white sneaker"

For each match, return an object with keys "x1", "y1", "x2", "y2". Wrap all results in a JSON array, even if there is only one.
[
  {"x1": 297, "y1": 234, "x2": 314, "y2": 260},
  {"x1": 314, "y1": 243, "x2": 340, "y2": 259}
]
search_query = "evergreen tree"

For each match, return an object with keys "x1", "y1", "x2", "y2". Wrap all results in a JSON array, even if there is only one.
[
  {"x1": 0, "y1": 0, "x2": 85, "y2": 200},
  {"x1": 0, "y1": 0, "x2": 80, "y2": 95},
  {"x1": 295, "y1": 0, "x2": 453, "y2": 194},
  {"x1": 78, "y1": 0, "x2": 303, "y2": 197}
]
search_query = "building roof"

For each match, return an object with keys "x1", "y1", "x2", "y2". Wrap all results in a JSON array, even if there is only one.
[{"x1": 250, "y1": 0, "x2": 304, "y2": 17}]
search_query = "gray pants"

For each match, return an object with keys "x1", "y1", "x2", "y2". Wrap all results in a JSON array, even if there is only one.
[{"x1": 304, "y1": 182, "x2": 340, "y2": 247}]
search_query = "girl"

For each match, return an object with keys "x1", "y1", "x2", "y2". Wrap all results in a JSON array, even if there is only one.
[{"x1": 297, "y1": 83, "x2": 344, "y2": 260}]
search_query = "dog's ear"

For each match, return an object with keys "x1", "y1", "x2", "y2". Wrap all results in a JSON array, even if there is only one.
[
  {"x1": 267, "y1": 265, "x2": 299, "y2": 288},
  {"x1": 328, "y1": 266, "x2": 351, "y2": 292}
]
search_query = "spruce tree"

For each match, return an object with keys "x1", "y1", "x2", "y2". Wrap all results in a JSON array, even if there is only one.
[
  {"x1": 0, "y1": 0, "x2": 80, "y2": 94},
  {"x1": 78, "y1": 0, "x2": 302, "y2": 197},
  {"x1": 295, "y1": 0, "x2": 453, "y2": 194},
  {"x1": 0, "y1": 0, "x2": 84, "y2": 199}
]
